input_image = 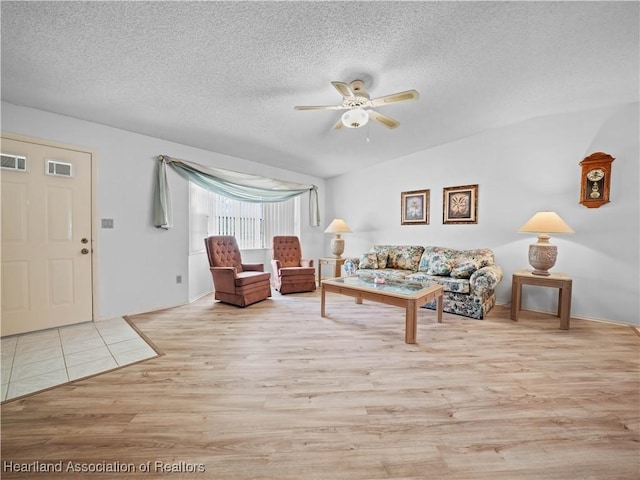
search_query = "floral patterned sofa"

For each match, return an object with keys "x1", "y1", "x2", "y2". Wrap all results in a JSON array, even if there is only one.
[{"x1": 353, "y1": 245, "x2": 503, "y2": 319}]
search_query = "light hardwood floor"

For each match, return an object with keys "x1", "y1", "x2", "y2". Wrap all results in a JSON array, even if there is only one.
[{"x1": 1, "y1": 291, "x2": 638, "y2": 479}]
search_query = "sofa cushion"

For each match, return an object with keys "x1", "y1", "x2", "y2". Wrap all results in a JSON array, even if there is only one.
[
  {"x1": 460, "y1": 249, "x2": 494, "y2": 268},
  {"x1": 376, "y1": 252, "x2": 389, "y2": 268},
  {"x1": 419, "y1": 246, "x2": 495, "y2": 273},
  {"x1": 359, "y1": 252, "x2": 379, "y2": 269},
  {"x1": 372, "y1": 245, "x2": 424, "y2": 271},
  {"x1": 426, "y1": 255, "x2": 453, "y2": 276},
  {"x1": 356, "y1": 268, "x2": 409, "y2": 282},
  {"x1": 450, "y1": 260, "x2": 478, "y2": 279},
  {"x1": 405, "y1": 272, "x2": 471, "y2": 294},
  {"x1": 370, "y1": 245, "x2": 393, "y2": 267}
]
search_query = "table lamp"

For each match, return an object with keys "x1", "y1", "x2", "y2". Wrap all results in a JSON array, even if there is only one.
[
  {"x1": 518, "y1": 211, "x2": 574, "y2": 276},
  {"x1": 324, "y1": 218, "x2": 351, "y2": 258}
]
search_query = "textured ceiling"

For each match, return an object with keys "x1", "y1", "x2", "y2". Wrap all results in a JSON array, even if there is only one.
[{"x1": 1, "y1": 1, "x2": 638, "y2": 179}]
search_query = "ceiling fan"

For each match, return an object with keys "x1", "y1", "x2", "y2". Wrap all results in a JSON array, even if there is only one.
[{"x1": 294, "y1": 79, "x2": 419, "y2": 130}]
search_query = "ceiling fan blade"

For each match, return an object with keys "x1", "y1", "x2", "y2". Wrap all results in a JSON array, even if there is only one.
[
  {"x1": 331, "y1": 81, "x2": 356, "y2": 100},
  {"x1": 332, "y1": 117, "x2": 344, "y2": 130},
  {"x1": 369, "y1": 89, "x2": 419, "y2": 107},
  {"x1": 294, "y1": 104, "x2": 346, "y2": 111},
  {"x1": 368, "y1": 109, "x2": 400, "y2": 129}
]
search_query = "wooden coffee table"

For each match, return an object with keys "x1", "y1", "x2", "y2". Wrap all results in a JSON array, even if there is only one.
[{"x1": 321, "y1": 276, "x2": 444, "y2": 344}]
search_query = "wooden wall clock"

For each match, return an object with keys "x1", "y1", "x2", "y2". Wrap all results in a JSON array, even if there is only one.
[{"x1": 579, "y1": 152, "x2": 614, "y2": 208}]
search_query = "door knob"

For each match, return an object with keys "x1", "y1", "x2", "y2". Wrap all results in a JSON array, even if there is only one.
[
  {"x1": 81, "y1": 248, "x2": 89, "y2": 255},
  {"x1": 81, "y1": 238, "x2": 89, "y2": 244}
]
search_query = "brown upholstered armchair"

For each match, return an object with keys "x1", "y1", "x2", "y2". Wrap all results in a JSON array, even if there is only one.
[
  {"x1": 271, "y1": 236, "x2": 316, "y2": 294},
  {"x1": 204, "y1": 236, "x2": 271, "y2": 307}
]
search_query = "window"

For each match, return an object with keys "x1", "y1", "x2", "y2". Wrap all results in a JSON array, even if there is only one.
[{"x1": 189, "y1": 182, "x2": 300, "y2": 252}]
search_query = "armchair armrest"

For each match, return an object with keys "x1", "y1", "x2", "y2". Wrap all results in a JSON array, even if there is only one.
[
  {"x1": 210, "y1": 267, "x2": 237, "y2": 293},
  {"x1": 470, "y1": 265, "x2": 504, "y2": 297},
  {"x1": 242, "y1": 263, "x2": 265, "y2": 272},
  {"x1": 300, "y1": 258, "x2": 314, "y2": 268}
]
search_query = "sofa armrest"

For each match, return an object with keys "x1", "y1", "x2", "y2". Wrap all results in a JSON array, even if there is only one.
[
  {"x1": 300, "y1": 258, "x2": 314, "y2": 268},
  {"x1": 470, "y1": 265, "x2": 504, "y2": 297},
  {"x1": 242, "y1": 263, "x2": 265, "y2": 272},
  {"x1": 210, "y1": 267, "x2": 237, "y2": 293}
]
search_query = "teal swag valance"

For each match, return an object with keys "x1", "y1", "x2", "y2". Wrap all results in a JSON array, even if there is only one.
[{"x1": 153, "y1": 155, "x2": 320, "y2": 229}]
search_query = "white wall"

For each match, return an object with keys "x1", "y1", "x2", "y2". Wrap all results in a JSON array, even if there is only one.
[
  {"x1": 4, "y1": 101, "x2": 637, "y2": 325},
  {"x1": 325, "y1": 103, "x2": 640, "y2": 325},
  {"x1": 1, "y1": 101, "x2": 326, "y2": 319}
]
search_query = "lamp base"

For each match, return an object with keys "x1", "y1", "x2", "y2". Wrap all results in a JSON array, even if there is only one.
[
  {"x1": 528, "y1": 235, "x2": 557, "y2": 276},
  {"x1": 330, "y1": 235, "x2": 345, "y2": 258},
  {"x1": 531, "y1": 268, "x2": 552, "y2": 277}
]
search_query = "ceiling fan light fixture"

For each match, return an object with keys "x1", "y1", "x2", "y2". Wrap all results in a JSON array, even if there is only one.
[
  {"x1": 341, "y1": 108, "x2": 369, "y2": 128},
  {"x1": 294, "y1": 79, "x2": 418, "y2": 131}
]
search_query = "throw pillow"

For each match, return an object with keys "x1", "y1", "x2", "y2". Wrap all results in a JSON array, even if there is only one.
[
  {"x1": 359, "y1": 252, "x2": 379, "y2": 269},
  {"x1": 450, "y1": 260, "x2": 478, "y2": 278},
  {"x1": 376, "y1": 252, "x2": 389, "y2": 269},
  {"x1": 427, "y1": 258, "x2": 453, "y2": 276}
]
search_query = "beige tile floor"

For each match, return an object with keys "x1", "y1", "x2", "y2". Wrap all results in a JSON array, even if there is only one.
[{"x1": 1, "y1": 317, "x2": 158, "y2": 402}]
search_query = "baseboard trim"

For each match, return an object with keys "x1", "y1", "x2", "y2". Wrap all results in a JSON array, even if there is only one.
[
  {"x1": 494, "y1": 301, "x2": 638, "y2": 328},
  {"x1": 189, "y1": 290, "x2": 212, "y2": 303}
]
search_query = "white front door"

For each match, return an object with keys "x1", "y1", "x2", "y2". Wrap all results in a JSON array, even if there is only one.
[{"x1": 1, "y1": 134, "x2": 94, "y2": 336}]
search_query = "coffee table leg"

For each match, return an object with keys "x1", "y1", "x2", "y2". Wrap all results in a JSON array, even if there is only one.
[
  {"x1": 321, "y1": 286, "x2": 326, "y2": 317},
  {"x1": 405, "y1": 300, "x2": 417, "y2": 344},
  {"x1": 436, "y1": 293, "x2": 443, "y2": 323}
]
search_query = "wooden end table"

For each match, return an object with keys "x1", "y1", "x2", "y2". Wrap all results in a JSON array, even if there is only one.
[
  {"x1": 511, "y1": 269, "x2": 573, "y2": 330},
  {"x1": 317, "y1": 257, "x2": 346, "y2": 285}
]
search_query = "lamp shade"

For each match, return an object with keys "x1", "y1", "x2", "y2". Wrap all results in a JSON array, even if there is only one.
[
  {"x1": 324, "y1": 218, "x2": 352, "y2": 234},
  {"x1": 341, "y1": 108, "x2": 369, "y2": 128},
  {"x1": 518, "y1": 211, "x2": 574, "y2": 234},
  {"x1": 518, "y1": 211, "x2": 573, "y2": 276}
]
